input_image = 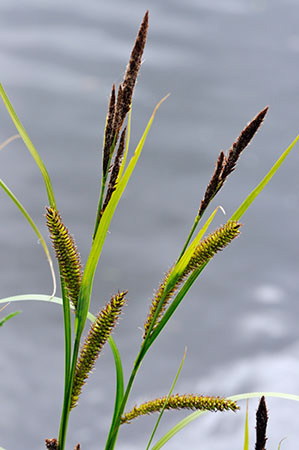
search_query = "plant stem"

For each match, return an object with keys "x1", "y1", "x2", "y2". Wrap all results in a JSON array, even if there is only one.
[
  {"x1": 58, "y1": 331, "x2": 82, "y2": 449},
  {"x1": 178, "y1": 213, "x2": 201, "y2": 260},
  {"x1": 105, "y1": 341, "x2": 149, "y2": 450}
]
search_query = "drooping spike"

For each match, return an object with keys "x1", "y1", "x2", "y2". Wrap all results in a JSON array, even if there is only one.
[
  {"x1": 70, "y1": 291, "x2": 127, "y2": 409},
  {"x1": 121, "y1": 393, "x2": 239, "y2": 424}
]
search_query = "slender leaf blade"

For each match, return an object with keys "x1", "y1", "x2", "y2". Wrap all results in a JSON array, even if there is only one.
[
  {"x1": 0, "y1": 311, "x2": 20, "y2": 327},
  {"x1": 0, "y1": 83, "x2": 56, "y2": 207},
  {"x1": 0, "y1": 179, "x2": 56, "y2": 296},
  {"x1": 146, "y1": 348, "x2": 187, "y2": 450},
  {"x1": 243, "y1": 401, "x2": 249, "y2": 450},
  {"x1": 231, "y1": 134, "x2": 299, "y2": 221}
]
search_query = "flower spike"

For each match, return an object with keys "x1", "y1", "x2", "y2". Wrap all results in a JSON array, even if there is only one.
[
  {"x1": 121, "y1": 393, "x2": 239, "y2": 424},
  {"x1": 144, "y1": 221, "x2": 241, "y2": 338},
  {"x1": 46, "y1": 207, "x2": 82, "y2": 310}
]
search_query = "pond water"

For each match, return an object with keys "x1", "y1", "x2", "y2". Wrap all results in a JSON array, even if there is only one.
[{"x1": 1, "y1": 1, "x2": 299, "y2": 449}]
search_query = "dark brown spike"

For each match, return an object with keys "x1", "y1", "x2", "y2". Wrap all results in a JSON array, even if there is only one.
[
  {"x1": 112, "y1": 84, "x2": 123, "y2": 143},
  {"x1": 198, "y1": 150, "x2": 225, "y2": 217},
  {"x1": 102, "y1": 127, "x2": 127, "y2": 214},
  {"x1": 120, "y1": 11, "x2": 149, "y2": 121},
  {"x1": 221, "y1": 106, "x2": 269, "y2": 181},
  {"x1": 103, "y1": 84, "x2": 116, "y2": 176},
  {"x1": 45, "y1": 439, "x2": 58, "y2": 450},
  {"x1": 255, "y1": 396, "x2": 268, "y2": 450},
  {"x1": 74, "y1": 445, "x2": 81, "y2": 450}
]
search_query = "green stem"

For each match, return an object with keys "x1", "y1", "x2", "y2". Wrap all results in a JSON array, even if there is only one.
[
  {"x1": 61, "y1": 280, "x2": 72, "y2": 388},
  {"x1": 105, "y1": 341, "x2": 150, "y2": 450},
  {"x1": 149, "y1": 265, "x2": 206, "y2": 348},
  {"x1": 58, "y1": 327, "x2": 82, "y2": 449},
  {"x1": 178, "y1": 214, "x2": 201, "y2": 260}
]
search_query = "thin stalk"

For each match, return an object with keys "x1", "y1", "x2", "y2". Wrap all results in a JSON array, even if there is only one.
[
  {"x1": 178, "y1": 213, "x2": 201, "y2": 260},
  {"x1": 60, "y1": 279, "x2": 72, "y2": 408},
  {"x1": 148, "y1": 265, "x2": 206, "y2": 348},
  {"x1": 146, "y1": 348, "x2": 187, "y2": 450},
  {"x1": 105, "y1": 297, "x2": 167, "y2": 450},
  {"x1": 0, "y1": 83, "x2": 56, "y2": 208},
  {"x1": 178, "y1": 185, "x2": 223, "y2": 261},
  {"x1": 105, "y1": 335, "x2": 153, "y2": 450},
  {"x1": 58, "y1": 327, "x2": 83, "y2": 449}
]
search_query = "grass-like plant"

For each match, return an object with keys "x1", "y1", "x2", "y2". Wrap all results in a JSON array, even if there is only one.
[{"x1": 1, "y1": 11, "x2": 299, "y2": 450}]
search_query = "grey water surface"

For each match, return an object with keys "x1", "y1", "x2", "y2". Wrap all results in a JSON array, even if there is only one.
[{"x1": 1, "y1": 1, "x2": 299, "y2": 449}]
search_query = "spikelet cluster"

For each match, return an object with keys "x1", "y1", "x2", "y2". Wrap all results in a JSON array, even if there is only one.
[
  {"x1": 99, "y1": 12, "x2": 148, "y2": 222},
  {"x1": 255, "y1": 396, "x2": 268, "y2": 450},
  {"x1": 45, "y1": 439, "x2": 58, "y2": 450},
  {"x1": 102, "y1": 84, "x2": 116, "y2": 176},
  {"x1": 71, "y1": 291, "x2": 127, "y2": 409},
  {"x1": 46, "y1": 207, "x2": 82, "y2": 310},
  {"x1": 198, "y1": 107, "x2": 268, "y2": 218},
  {"x1": 102, "y1": 127, "x2": 127, "y2": 214},
  {"x1": 183, "y1": 221, "x2": 241, "y2": 276},
  {"x1": 121, "y1": 393, "x2": 239, "y2": 424},
  {"x1": 102, "y1": 11, "x2": 148, "y2": 168},
  {"x1": 143, "y1": 267, "x2": 174, "y2": 338},
  {"x1": 144, "y1": 221, "x2": 241, "y2": 338}
]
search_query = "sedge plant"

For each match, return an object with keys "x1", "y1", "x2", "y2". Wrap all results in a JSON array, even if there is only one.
[{"x1": 1, "y1": 11, "x2": 299, "y2": 450}]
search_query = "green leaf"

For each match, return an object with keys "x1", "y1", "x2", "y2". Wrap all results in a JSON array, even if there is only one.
[
  {"x1": 108, "y1": 334, "x2": 125, "y2": 436},
  {"x1": 0, "y1": 179, "x2": 56, "y2": 296},
  {"x1": 150, "y1": 392, "x2": 299, "y2": 450},
  {"x1": 0, "y1": 310, "x2": 20, "y2": 327},
  {"x1": 0, "y1": 83, "x2": 56, "y2": 208},
  {"x1": 231, "y1": 134, "x2": 299, "y2": 221}
]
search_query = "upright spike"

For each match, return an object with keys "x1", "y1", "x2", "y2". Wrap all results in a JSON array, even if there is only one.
[
  {"x1": 183, "y1": 221, "x2": 242, "y2": 275},
  {"x1": 46, "y1": 207, "x2": 82, "y2": 310},
  {"x1": 103, "y1": 84, "x2": 116, "y2": 176},
  {"x1": 143, "y1": 221, "x2": 241, "y2": 339},
  {"x1": 198, "y1": 150, "x2": 225, "y2": 217},
  {"x1": 120, "y1": 11, "x2": 149, "y2": 121},
  {"x1": 221, "y1": 106, "x2": 269, "y2": 181},
  {"x1": 255, "y1": 396, "x2": 268, "y2": 450}
]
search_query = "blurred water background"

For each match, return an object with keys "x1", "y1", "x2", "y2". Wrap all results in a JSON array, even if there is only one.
[{"x1": 1, "y1": 1, "x2": 299, "y2": 449}]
